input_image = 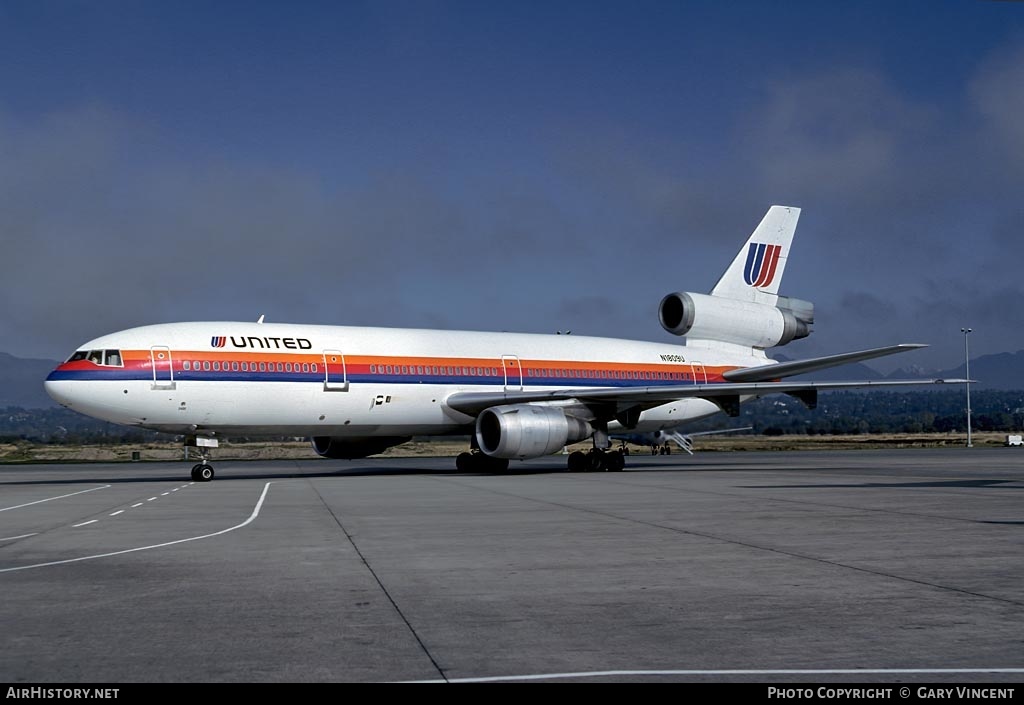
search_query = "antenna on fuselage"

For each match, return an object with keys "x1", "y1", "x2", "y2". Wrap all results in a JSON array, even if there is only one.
[{"x1": 257, "y1": 315, "x2": 265, "y2": 324}]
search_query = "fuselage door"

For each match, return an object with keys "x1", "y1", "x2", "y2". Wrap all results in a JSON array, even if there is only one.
[
  {"x1": 690, "y1": 362, "x2": 707, "y2": 384},
  {"x1": 323, "y1": 350, "x2": 349, "y2": 391},
  {"x1": 151, "y1": 346, "x2": 175, "y2": 390},
  {"x1": 501, "y1": 355, "x2": 523, "y2": 392}
]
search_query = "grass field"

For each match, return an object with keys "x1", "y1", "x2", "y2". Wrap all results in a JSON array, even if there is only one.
[{"x1": 0, "y1": 432, "x2": 1014, "y2": 464}]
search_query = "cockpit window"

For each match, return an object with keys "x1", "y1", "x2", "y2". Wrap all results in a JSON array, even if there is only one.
[{"x1": 67, "y1": 350, "x2": 123, "y2": 367}]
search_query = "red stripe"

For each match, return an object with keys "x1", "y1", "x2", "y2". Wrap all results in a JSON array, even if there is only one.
[{"x1": 753, "y1": 244, "x2": 781, "y2": 287}]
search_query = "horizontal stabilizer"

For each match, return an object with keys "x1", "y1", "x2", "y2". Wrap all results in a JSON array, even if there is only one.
[{"x1": 722, "y1": 344, "x2": 927, "y2": 383}]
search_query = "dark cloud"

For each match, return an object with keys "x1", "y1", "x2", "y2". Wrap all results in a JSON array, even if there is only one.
[{"x1": 2, "y1": 30, "x2": 1024, "y2": 377}]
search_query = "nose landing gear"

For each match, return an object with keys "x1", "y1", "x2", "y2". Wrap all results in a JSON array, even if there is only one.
[{"x1": 186, "y1": 435, "x2": 219, "y2": 482}]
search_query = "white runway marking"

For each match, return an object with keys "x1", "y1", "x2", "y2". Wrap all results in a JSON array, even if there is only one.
[
  {"x1": 0, "y1": 533, "x2": 39, "y2": 541},
  {"x1": 147, "y1": 497, "x2": 157, "y2": 502},
  {"x1": 161, "y1": 492, "x2": 169, "y2": 496},
  {"x1": 0, "y1": 486, "x2": 110, "y2": 512},
  {"x1": 72, "y1": 520, "x2": 98, "y2": 528},
  {"x1": 131, "y1": 503, "x2": 143, "y2": 508},
  {"x1": 110, "y1": 510, "x2": 124, "y2": 516},
  {"x1": 410, "y1": 667, "x2": 1024, "y2": 683},
  {"x1": 0, "y1": 482, "x2": 275, "y2": 574}
]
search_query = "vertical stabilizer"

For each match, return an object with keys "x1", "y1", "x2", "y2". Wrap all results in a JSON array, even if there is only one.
[{"x1": 710, "y1": 205, "x2": 800, "y2": 305}]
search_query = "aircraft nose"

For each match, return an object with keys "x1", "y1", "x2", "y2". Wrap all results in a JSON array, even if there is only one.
[{"x1": 44, "y1": 377, "x2": 77, "y2": 408}]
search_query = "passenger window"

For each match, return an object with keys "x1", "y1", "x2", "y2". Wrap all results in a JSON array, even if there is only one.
[
  {"x1": 259, "y1": 362, "x2": 266, "y2": 372},
  {"x1": 232, "y1": 362, "x2": 239, "y2": 371},
  {"x1": 402, "y1": 366, "x2": 408, "y2": 375},
  {"x1": 213, "y1": 361, "x2": 221, "y2": 371},
  {"x1": 303, "y1": 363, "x2": 309, "y2": 373},
  {"x1": 203, "y1": 361, "x2": 211, "y2": 371},
  {"x1": 183, "y1": 361, "x2": 191, "y2": 371}
]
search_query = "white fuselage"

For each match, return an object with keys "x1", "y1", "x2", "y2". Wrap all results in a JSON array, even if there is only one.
[{"x1": 44, "y1": 321, "x2": 769, "y2": 439}]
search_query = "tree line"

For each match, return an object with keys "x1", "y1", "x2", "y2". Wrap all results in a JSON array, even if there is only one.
[{"x1": 1, "y1": 389, "x2": 1018, "y2": 444}]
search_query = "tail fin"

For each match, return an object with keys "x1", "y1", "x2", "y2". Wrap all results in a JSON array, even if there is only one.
[{"x1": 710, "y1": 205, "x2": 800, "y2": 305}]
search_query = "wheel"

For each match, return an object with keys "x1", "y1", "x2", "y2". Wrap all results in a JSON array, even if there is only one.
[
  {"x1": 190, "y1": 464, "x2": 202, "y2": 481},
  {"x1": 456, "y1": 452, "x2": 474, "y2": 472},
  {"x1": 586, "y1": 451, "x2": 607, "y2": 472},
  {"x1": 607, "y1": 451, "x2": 625, "y2": 472},
  {"x1": 651, "y1": 447, "x2": 658, "y2": 455},
  {"x1": 567, "y1": 451, "x2": 586, "y2": 472},
  {"x1": 197, "y1": 464, "x2": 215, "y2": 482},
  {"x1": 664, "y1": 445, "x2": 671, "y2": 455}
]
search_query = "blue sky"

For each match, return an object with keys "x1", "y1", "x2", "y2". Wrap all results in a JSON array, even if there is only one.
[{"x1": 2, "y1": 1, "x2": 1022, "y2": 371}]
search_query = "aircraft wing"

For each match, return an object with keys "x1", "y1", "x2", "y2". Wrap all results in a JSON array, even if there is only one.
[
  {"x1": 721, "y1": 344, "x2": 927, "y2": 383},
  {"x1": 445, "y1": 377, "x2": 968, "y2": 419}
]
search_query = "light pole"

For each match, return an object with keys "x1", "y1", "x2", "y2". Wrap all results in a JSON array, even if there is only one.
[{"x1": 961, "y1": 327, "x2": 972, "y2": 448}]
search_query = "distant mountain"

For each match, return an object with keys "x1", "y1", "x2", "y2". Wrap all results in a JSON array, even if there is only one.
[
  {"x1": 773, "y1": 353, "x2": 886, "y2": 382},
  {"x1": 767, "y1": 350, "x2": 1024, "y2": 390},
  {"x1": 900, "y1": 350, "x2": 1024, "y2": 391},
  {"x1": 0, "y1": 352, "x2": 60, "y2": 408}
]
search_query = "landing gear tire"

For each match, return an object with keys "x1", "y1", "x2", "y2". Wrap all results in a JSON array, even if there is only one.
[
  {"x1": 567, "y1": 451, "x2": 587, "y2": 472},
  {"x1": 455, "y1": 451, "x2": 509, "y2": 473},
  {"x1": 456, "y1": 452, "x2": 475, "y2": 473},
  {"x1": 191, "y1": 464, "x2": 214, "y2": 482},
  {"x1": 606, "y1": 450, "x2": 625, "y2": 472},
  {"x1": 586, "y1": 451, "x2": 608, "y2": 472}
]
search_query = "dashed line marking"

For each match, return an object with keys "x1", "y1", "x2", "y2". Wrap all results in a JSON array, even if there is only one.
[
  {"x1": 0, "y1": 482, "x2": 275, "y2": 573},
  {"x1": 0, "y1": 533, "x2": 39, "y2": 541},
  {"x1": 0, "y1": 486, "x2": 111, "y2": 512},
  {"x1": 131, "y1": 503, "x2": 143, "y2": 508},
  {"x1": 161, "y1": 492, "x2": 170, "y2": 496},
  {"x1": 147, "y1": 497, "x2": 157, "y2": 502},
  {"x1": 171, "y1": 488, "x2": 179, "y2": 492},
  {"x1": 72, "y1": 520, "x2": 98, "y2": 528},
  {"x1": 110, "y1": 510, "x2": 124, "y2": 516}
]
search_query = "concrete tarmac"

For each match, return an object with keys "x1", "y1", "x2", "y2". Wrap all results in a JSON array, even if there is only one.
[{"x1": 1, "y1": 448, "x2": 1023, "y2": 683}]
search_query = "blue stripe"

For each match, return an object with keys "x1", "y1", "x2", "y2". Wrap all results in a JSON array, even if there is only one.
[
  {"x1": 743, "y1": 242, "x2": 766, "y2": 286},
  {"x1": 47, "y1": 370, "x2": 709, "y2": 387}
]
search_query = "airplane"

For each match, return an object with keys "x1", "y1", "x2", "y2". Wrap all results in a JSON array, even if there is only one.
[{"x1": 44, "y1": 206, "x2": 962, "y2": 481}]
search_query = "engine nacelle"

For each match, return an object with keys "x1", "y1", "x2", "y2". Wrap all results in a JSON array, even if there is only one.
[
  {"x1": 476, "y1": 405, "x2": 592, "y2": 459},
  {"x1": 311, "y1": 436, "x2": 411, "y2": 459},
  {"x1": 658, "y1": 291, "x2": 813, "y2": 348}
]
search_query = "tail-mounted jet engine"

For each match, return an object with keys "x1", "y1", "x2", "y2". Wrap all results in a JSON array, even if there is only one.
[{"x1": 658, "y1": 292, "x2": 814, "y2": 349}]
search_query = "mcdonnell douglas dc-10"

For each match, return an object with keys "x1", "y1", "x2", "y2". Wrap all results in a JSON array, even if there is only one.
[{"x1": 44, "y1": 206, "x2": 960, "y2": 481}]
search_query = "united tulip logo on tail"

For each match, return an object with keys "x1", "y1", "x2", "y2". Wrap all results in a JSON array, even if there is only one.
[
  {"x1": 743, "y1": 242, "x2": 782, "y2": 288},
  {"x1": 211, "y1": 336, "x2": 227, "y2": 348}
]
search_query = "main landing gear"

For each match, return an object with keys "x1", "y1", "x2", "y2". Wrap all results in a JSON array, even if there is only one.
[
  {"x1": 567, "y1": 424, "x2": 626, "y2": 472},
  {"x1": 567, "y1": 448, "x2": 625, "y2": 472},
  {"x1": 185, "y1": 435, "x2": 219, "y2": 482},
  {"x1": 455, "y1": 450, "x2": 510, "y2": 473}
]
